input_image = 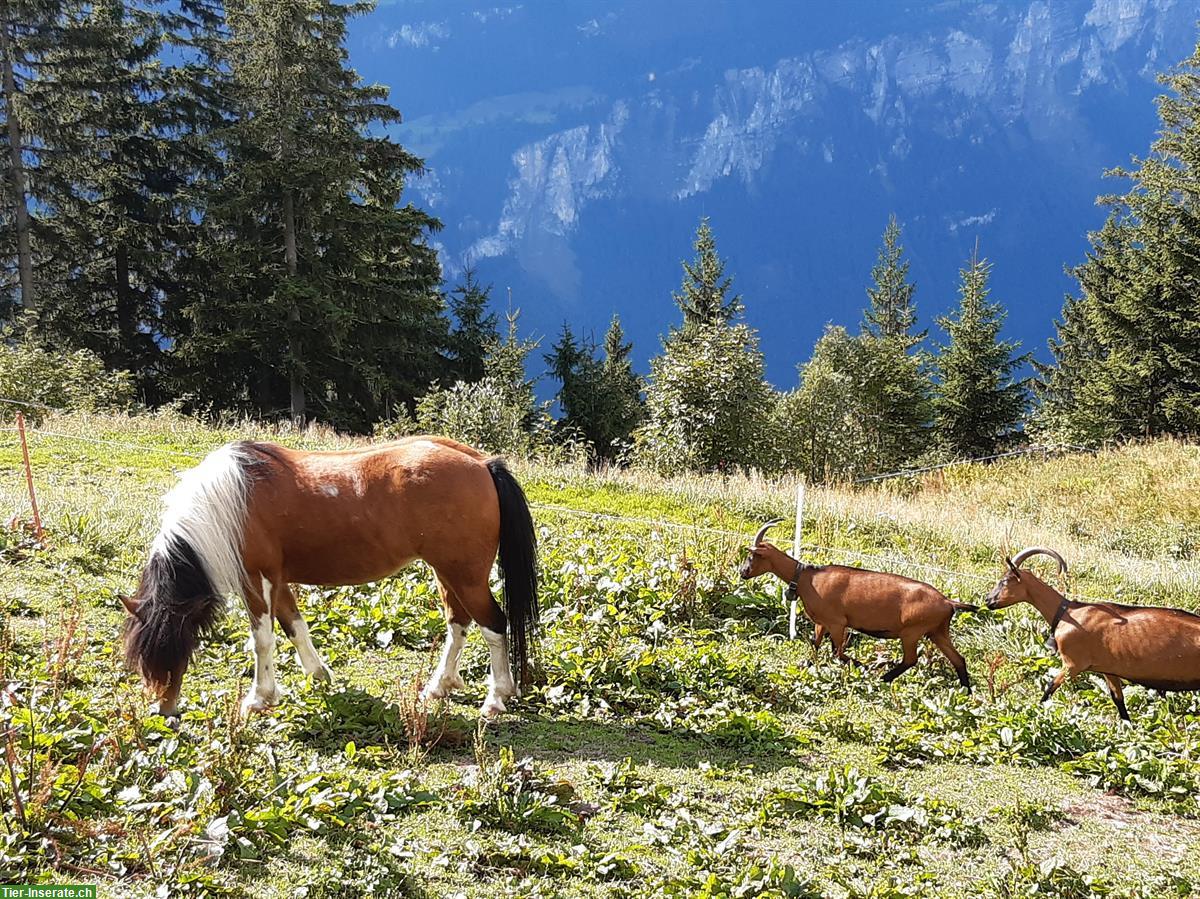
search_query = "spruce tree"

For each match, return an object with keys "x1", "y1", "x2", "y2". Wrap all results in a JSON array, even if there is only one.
[
  {"x1": 932, "y1": 251, "x2": 1029, "y2": 457},
  {"x1": 672, "y1": 217, "x2": 741, "y2": 328},
  {"x1": 0, "y1": 0, "x2": 74, "y2": 317},
  {"x1": 855, "y1": 215, "x2": 932, "y2": 469},
  {"x1": 863, "y1": 215, "x2": 924, "y2": 347},
  {"x1": 1036, "y1": 43, "x2": 1200, "y2": 444},
  {"x1": 0, "y1": 1, "x2": 49, "y2": 313},
  {"x1": 785, "y1": 327, "x2": 873, "y2": 480},
  {"x1": 599, "y1": 314, "x2": 643, "y2": 455},
  {"x1": 545, "y1": 321, "x2": 583, "y2": 412},
  {"x1": 32, "y1": 0, "x2": 194, "y2": 391},
  {"x1": 173, "y1": 0, "x2": 445, "y2": 429},
  {"x1": 447, "y1": 268, "x2": 499, "y2": 383},
  {"x1": 544, "y1": 316, "x2": 643, "y2": 462},
  {"x1": 640, "y1": 234, "x2": 770, "y2": 473},
  {"x1": 544, "y1": 321, "x2": 595, "y2": 443}
]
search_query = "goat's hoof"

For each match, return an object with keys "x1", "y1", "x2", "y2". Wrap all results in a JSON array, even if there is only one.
[
  {"x1": 481, "y1": 696, "x2": 507, "y2": 718},
  {"x1": 309, "y1": 664, "x2": 334, "y2": 684}
]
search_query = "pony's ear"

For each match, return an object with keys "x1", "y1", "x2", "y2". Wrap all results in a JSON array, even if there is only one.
[{"x1": 119, "y1": 594, "x2": 143, "y2": 621}]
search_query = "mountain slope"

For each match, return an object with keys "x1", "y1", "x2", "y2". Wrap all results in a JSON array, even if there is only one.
[{"x1": 348, "y1": 0, "x2": 1198, "y2": 385}]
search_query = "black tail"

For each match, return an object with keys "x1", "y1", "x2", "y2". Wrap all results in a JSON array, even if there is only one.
[
  {"x1": 951, "y1": 601, "x2": 979, "y2": 613},
  {"x1": 122, "y1": 539, "x2": 226, "y2": 693},
  {"x1": 487, "y1": 458, "x2": 539, "y2": 685}
]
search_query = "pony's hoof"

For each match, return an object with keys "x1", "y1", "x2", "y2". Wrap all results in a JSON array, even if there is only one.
[
  {"x1": 421, "y1": 673, "x2": 463, "y2": 701},
  {"x1": 421, "y1": 683, "x2": 448, "y2": 702},
  {"x1": 241, "y1": 690, "x2": 279, "y2": 715},
  {"x1": 150, "y1": 701, "x2": 180, "y2": 720},
  {"x1": 481, "y1": 696, "x2": 507, "y2": 718}
]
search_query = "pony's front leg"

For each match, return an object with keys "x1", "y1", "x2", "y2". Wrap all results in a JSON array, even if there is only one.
[
  {"x1": 241, "y1": 576, "x2": 282, "y2": 714},
  {"x1": 274, "y1": 581, "x2": 332, "y2": 682}
]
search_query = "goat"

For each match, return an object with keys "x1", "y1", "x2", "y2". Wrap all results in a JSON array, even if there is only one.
[
  {"x1": 740, "y1": 520, "x2": 976, "y2": 688},
  {"x1": 985, "y1": 546, "x2": 1200, "y2": 720}
]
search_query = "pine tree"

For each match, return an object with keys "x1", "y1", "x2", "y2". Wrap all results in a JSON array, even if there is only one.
[
  {"x1": 447, "y1": 268, "x2": 499, "y2": 383},
  {"x1": 1036, "y1": 43, "x2": 1200, "y2": 444},
  {"x1": 672, "y1": 217, "x2": 742, "y2": 328},
  {"x1": 932, "y1": 251, "x2": 1029, "y2": 457},
  {"x1": 863, "y1": 215, "x2": 924, "y2": 347}
]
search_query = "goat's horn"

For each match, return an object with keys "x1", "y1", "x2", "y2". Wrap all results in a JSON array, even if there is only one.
[
  {"x1": 752, "y1": 518, "x2": 784, "y2": 548},
  {"x1": 1010, "y1": 546, "x2": 1068, "y2": 574}
]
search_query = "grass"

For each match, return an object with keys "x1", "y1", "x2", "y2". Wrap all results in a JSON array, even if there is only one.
[{"x1": 2, "y1": 413, "x2": 1200, "y2": 897}]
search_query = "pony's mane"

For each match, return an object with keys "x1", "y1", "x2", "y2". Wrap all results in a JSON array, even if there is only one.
[{"x1": 125, "y1": 443, "x2": 258, "y2": 691}]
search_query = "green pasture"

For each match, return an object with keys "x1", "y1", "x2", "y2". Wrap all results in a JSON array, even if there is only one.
[{"x1": 1, "y1": 415, "x2": 1199, "y2": 897}]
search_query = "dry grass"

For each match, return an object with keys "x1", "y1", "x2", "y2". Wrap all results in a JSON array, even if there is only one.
[
  {"x1": 2, "y1": 412, "x2": 1198, "y2": 604},
  {"x1": 514, "y1": 445, "x2": 1200, "y2": 602}
]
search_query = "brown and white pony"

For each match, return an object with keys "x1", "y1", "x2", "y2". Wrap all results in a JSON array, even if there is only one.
[{"x1": 121, "y1": 436, "x2": 538, "y2": 718}]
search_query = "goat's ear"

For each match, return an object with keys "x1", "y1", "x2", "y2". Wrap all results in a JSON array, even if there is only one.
[
  {"x1": 119, "y1": 594, "x2": 143, "y2": 621},
  {"x1": 1004, "y1": 557, "x2": 1019, "y2": 577}
]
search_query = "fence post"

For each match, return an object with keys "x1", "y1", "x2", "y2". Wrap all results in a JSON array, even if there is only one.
[
  {"x1": 789, "y1": 478, "x2": 806, "y2": 639},
  {"x1": 15, "y1": 412, "x2": 43, "y2": 541}
]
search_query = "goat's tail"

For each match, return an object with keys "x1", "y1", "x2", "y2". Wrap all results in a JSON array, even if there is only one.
[{"x1": 950, "y1": 601, "x2": 979, "y2": 613}]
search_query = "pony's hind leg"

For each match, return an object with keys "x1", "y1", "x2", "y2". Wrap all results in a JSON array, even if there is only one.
[
  {"x1": 241, "y1": 575, "x2": 281, "y2": 714},
  {"x1": 422, "y1": 578, "x2": 469, "y2": 700},
  {"x1": 483, "y1": 605, "x2": 518, "y2": 717},
  {"x1": 451, "y1": 576, "x2": 516, "y2": 717},
  {"x1": 273, "y1": 581, "x2": 332, "y2": 682}
]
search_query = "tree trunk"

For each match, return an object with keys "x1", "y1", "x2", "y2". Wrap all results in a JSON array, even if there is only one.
[
  {"x1": 1, "y1": 22, "x2": 36, "y2": 313},
  {"x1": 115, "y1": 243, "x2": 134, "y2": 367},
  {"x1": 283, "y1": 186, "x2": 305, "y2": 425}
]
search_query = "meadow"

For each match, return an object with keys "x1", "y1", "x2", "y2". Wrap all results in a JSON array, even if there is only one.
[{"x1": 2, "y1": 412, "x2": 1199, "y2": 898}]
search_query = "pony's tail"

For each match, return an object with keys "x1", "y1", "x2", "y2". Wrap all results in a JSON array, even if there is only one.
[
  {"x1": 486, "y1": 458, "x2": 539, "y2": 685},
  {"x1": 123, "y1": 443, "x2": 255, "y2": 695}
]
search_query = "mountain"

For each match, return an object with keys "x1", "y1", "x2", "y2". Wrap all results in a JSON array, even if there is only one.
[{"x1": 347, "y1": 0, "x2": 1200, "y2": 388}]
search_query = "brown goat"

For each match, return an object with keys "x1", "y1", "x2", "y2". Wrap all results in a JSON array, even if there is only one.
[
  {"x1": 986, "y1": 546, "x2": 1200, "y2": 721},
  {"x1": 740, "y1": 520, "x2": 975, "y2": 688}
]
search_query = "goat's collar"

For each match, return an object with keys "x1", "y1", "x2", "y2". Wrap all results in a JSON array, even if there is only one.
[
  {"x1": 785, "y1": 560, "x2": 803, "y2": 603},
  {"x1": 1046, "y1": 596, "x2": 1071, "y2": 649}
]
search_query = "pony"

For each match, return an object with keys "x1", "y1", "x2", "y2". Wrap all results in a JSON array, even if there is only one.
[{"x1": 121, "y1": 436, "x2": 538, "y2": 718}]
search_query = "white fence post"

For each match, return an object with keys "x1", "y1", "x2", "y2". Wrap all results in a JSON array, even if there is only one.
[{"x1": 789, "y1": 478, "x2": 806, "y2": 639}]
